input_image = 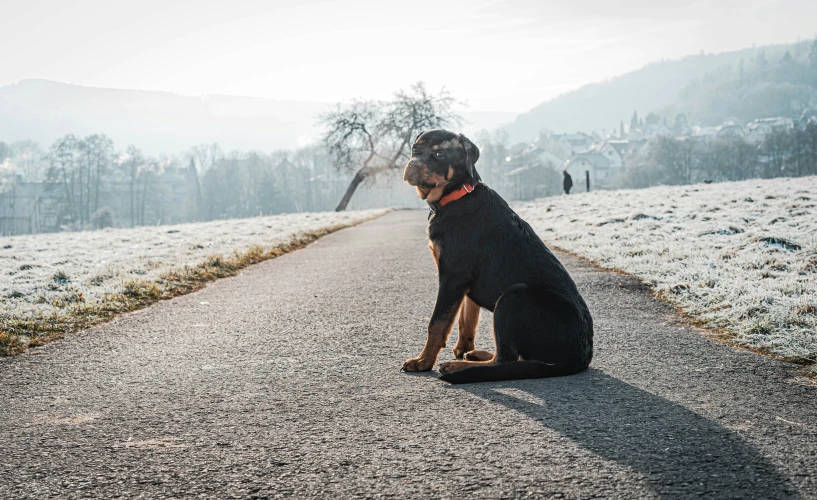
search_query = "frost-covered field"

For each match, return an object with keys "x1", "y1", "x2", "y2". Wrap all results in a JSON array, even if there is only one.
[
  {"x1": 1, "y1": 209, "x2": 387, "y2": 323},
  {"x1": 515, "y1": 177, "x2": 817, "y2": 366}
]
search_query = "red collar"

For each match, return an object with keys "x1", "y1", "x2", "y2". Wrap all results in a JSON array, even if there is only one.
[{"x1": 437, "y1": 182, "x2": 478, "y2": 208}]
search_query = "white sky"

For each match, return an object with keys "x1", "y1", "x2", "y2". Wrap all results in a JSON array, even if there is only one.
[{"x1": 2, "y1": 0, "x2": 816, "y2": 112}]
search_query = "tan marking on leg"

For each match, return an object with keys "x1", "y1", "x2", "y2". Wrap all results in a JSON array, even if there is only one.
[
  {"x1": 453, "y1": 297, "x2": 480, "y2": 358},
  {"x1": 402, "y1": 299, "x2": 464, "y2": 372},
  {"x1": 428, "y1": 240, "x2": 441, "y2": 270}
]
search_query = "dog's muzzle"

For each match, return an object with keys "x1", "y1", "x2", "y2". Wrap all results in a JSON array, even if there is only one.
[{"x1": 403, "y1": 159, "x2": 425, "y2": 184}]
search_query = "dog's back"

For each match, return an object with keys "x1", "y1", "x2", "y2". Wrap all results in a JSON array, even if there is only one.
[{"x1": 429, "y1": 184, "x2": 590, "y2": 317}]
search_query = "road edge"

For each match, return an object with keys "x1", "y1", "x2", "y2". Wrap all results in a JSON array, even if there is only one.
[{"x1": 0, "y1": 211, "x2": 390, "y2": 356}]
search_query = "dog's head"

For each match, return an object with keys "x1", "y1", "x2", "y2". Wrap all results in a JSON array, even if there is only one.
[{"x1": 402, "y1": 129, "x2": 480, "y2": 202}]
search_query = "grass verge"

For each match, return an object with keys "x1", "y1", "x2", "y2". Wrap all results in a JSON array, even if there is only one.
[
  {"x1": 549, "y1": 244, "x2": 817, "y2": 376},
  {"x1": 1, "y1": 218, "x2": 380, "y2": 356}
]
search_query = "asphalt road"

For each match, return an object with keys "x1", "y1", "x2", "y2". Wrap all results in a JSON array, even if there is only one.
[{"x1": 1, "y1": 210, "x2": 816, "y2": 499}]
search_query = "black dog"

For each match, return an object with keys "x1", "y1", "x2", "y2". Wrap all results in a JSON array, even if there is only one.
[{"x1": 401, "y1": 129, "x2": 593, "y2": 383}]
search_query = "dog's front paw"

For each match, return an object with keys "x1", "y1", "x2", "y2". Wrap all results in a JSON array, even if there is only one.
[{"x1": 402, "y1": 356, "x2": 435, "y2": 372}]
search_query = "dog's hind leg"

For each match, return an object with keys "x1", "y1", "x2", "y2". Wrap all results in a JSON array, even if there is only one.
[
  {"x1": 439, "y1": 285, "x2": 589, "y2": 383},
  {"x1": 452, "y1": 297, "x2": 481, "y2": 359},
  {"x1": 464, "y1": 350, "x2": 493, "y2": 361},
  {"x1": 438, "y1": 358, "x2": 494, "y2": 375},
  {"x1": 494, "y1": 284, "x2": 589, "y2": 366},
  {"x1": 491, "y1": 284, "x2": 533, "y2": 363}
]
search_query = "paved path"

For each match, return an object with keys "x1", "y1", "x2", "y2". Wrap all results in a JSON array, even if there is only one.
[{"x1": 1, "y1": 210, "x2": 816, "y2": 498}]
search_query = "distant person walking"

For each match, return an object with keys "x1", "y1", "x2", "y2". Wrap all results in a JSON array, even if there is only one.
[{"x1": 563, "y1": 171, "x2": 573, "y2": 195}]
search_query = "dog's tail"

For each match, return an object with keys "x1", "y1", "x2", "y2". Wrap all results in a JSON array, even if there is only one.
[{"x1": 439, "y1": 360, "x2": 585, "y2": 384}]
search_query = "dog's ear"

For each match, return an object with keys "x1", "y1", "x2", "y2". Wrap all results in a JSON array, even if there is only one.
[{"x1": 458, "y1": 134, "x2": 480, "y2": 180}]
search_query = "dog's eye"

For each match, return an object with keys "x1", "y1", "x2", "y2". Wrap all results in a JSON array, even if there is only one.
[{"x1": 435, "y1": 152, "x2": 444, "y2": 159}]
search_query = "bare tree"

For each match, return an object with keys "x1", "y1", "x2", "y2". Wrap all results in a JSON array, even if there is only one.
[
  {"x1": 118, "y1": 146, "x2": 145, "y2": 227},
  {"x1": 186, "y1": 143, "x2": 222, "y2": 219},
  {"x1": 47, "y1": 135, "x2": 80, "y2": 225},
  {"x1": 651, "y1": 136, "x2": 698, "y2": 185},
  {"x1": 803, "y1": 123, "x2": 817, "y2": 177},
  {"x1": 137, "y1": 158, "x2": 161, "y2": 225},
  {"x1": 188, "y1": 143, "x2": 223, "y2": 175},
  {"x1": 761, "y1": 129, "x2": 790, "y2": 178},
  {"x1": 0, "y1": 158, "x2": 16, "y2": 195},
  {"x1": 79, "y1": 134, "x2": 114, "y2": 221},
  {"x1": 703, "y1": 137, "x2": 758, "y2": 181},
  {"x1": 11, "y1": 140, "x2": 45, "y2": 182},
  {"x1": 321, "y1": 82, "x2": 461, "y2": 211}
]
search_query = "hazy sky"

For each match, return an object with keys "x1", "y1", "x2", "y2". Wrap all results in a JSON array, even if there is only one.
[{"x1": 3, "y1": 0, "x2": 816, "y2": 111}]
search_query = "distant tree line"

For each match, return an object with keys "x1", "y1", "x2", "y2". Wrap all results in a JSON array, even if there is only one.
[
  {"x1": 621, "y1": 123, "x2": 817, "y2": 188},
  {"x1": 0, "y1": 133, "x2": 420, "y2": 235},
  {"x1": 196, "y1": 144, "x2": 358, "y2": 219},
  {"x1": 1, "y1": 82, "x2": 467, "y2": 234},
  {"x1": 10, "y1": 71, "x2": 816, "y2": 236}
]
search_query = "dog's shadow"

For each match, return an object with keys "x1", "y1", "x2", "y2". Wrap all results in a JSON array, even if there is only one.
[{"x1": 446, "y1": 368, "x2": 797, "y2": 499}]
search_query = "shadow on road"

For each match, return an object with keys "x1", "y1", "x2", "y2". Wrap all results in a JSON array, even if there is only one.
[{"x1": 448, "y1": 369, "x2": 797, "y2": 499}]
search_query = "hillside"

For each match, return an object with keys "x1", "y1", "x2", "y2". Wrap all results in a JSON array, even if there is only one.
[
  {"x1": 0, "y1": 80, "x2": 331, "y2": 154},
  {"x1": 0, "y1": 80, "x2": 516, "y2": 154},
  {"x1": 505, "y1": 40, "x2": 817, "y2": 142}
]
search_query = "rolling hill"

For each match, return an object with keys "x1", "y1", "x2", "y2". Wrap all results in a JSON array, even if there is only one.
[
  {"x1": 0, "y1": 80, "x2": 331, "y2": 154},
  {"x1": 504, "y1": 39, "x2": 816, "y2": 143},
  {"x1": 0, "y1": 80, "x2": 517, "y2": 154}
]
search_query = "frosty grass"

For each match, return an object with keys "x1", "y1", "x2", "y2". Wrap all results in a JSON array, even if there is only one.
[
  {"x1": 1, "y1": 209, "x2": 387, "y2": 329},
  {"x1": 515, "y1": 176, "x2": 817, "y2": 366}
]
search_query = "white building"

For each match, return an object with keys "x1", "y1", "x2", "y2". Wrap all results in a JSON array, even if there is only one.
[
  {"x1": 590, "y1": 140, "x2": 630, "y2": 169},
  {"x1": 716, "y1": 121, "x2": 746, "y2": 138},
  {"x1": 745, "y1": 117, "x2": 794, "y2": 143},
  {"x1": 521, "y1": 145, "x2": 566, "y2": 167},
  {"x1": 553, "y1": 132, "x2": 595, "y2": 157},
  {"x1": 560, "y1": 151, "x2": 616, "y2": 190}
]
